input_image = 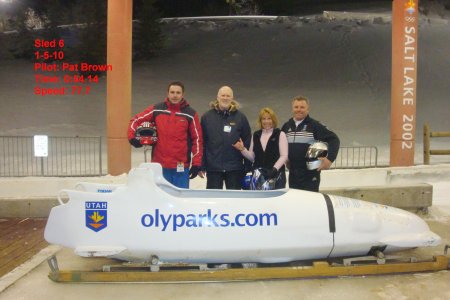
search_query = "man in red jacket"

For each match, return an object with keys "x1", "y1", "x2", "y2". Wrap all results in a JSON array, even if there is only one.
[{"x1": 128, "y1": 81, "x2": 203, "y2": 188}]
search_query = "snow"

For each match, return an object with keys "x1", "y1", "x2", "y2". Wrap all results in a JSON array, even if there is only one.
[
  {"x1": 1, "y1": 12, "x2": 449, "y2": 168},
  {"x1": 0, "y1": 8, "x2": 449, "y2": 188}
]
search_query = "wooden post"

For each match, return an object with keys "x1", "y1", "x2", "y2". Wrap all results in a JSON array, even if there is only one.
[
  {"x1": 423, "y1": 123, "x2": 430, "y2": 165},
  {"x1": 390, "y1": 0, "x2": 419, "y2": 166},
  {"x1": 423, "y1": 124, "x2": 450, "y2": 164},
  {"x1": 106, "y1": 0, "x2": 133, "y2": 175}
]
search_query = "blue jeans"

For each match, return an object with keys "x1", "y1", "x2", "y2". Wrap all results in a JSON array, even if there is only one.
[{"x1": 162, "y1": 168, "x2": 190, "y2": 188}]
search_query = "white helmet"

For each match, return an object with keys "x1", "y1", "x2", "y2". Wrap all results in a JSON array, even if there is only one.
[{"x1": 306, "y1": 141, "x2": 328, "y2": 170}]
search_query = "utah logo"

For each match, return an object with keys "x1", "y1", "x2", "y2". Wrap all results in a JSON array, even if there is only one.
[{"x1": 85, "y1": 201, "x2": 108, "y2": 232}]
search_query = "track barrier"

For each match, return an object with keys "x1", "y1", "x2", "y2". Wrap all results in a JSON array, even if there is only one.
[
  {"x1": 423, "y1": 123, "x2": 450, "y2": 165},
  {"x1": 1, "y1": 136, "x2": 378, "y2": 176},
  {"x1": 0, "y1": 136, "x2": 103, "y2": 177},
  {"x1": 332, "y1": 146, "x2": 378, "y2": 169}
]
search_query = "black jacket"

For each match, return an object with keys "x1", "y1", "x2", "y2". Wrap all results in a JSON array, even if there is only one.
[
  {"x1": 252, "y1": 128, "x2": 285, "y2": 173},
  {"x1": 281, "y1": 115, "x2": 340, "y2": 170},
  {"x1": 201, "y1": 107, "x2": 251, "y2": 172}
]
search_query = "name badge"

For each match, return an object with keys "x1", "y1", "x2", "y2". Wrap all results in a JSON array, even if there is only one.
[
  {"x1": 224, "y1": 125, "x2": 232, "y2": 133},
  {"x1": 177, "y1": 162, "x2": 184, "y2": 172}
]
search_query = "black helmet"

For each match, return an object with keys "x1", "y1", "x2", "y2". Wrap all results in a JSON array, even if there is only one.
[{"x1": 305, "y1": 141, "x2": 328, "y2": 170}]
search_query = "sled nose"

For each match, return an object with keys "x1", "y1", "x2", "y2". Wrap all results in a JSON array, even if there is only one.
[{"x1": 380, "y1": 231, "x2": 441, "y2": 248}]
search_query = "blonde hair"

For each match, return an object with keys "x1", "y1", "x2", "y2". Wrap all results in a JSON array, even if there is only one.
[{"x1": 257, "y1": 107, "x2": 278, "y2": 129}]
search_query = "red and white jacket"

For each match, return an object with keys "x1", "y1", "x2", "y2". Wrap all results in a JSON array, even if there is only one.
[{"x1": 128, "y1": 98, "x2": 203, "y2": 169}]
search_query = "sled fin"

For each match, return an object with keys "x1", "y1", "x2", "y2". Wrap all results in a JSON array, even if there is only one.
[{"x1": 74, "y1": 246, "x2": 126, "y2": 257}]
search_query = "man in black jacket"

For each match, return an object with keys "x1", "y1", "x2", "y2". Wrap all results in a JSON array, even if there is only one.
[
  {"x1": 200, "y1": 86, "x2": 252, "y2": 189},
  {"x1": 281, "y1": 96, "x2": 340, "y2": 192}
]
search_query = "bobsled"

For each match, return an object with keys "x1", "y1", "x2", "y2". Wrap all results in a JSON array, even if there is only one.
[{"x1": 44, "y1": 163, "x2": 441, "y2": 264}]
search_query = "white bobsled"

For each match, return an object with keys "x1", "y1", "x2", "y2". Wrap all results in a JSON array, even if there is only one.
[{"x1": 44, "y1": 163, "x2": 441, "y2": 263}]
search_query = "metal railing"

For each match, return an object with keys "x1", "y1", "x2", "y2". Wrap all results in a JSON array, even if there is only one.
[
  {"x1": 332, "y1": 146, "x2": 378, "y2": 169},
  {"x1": 0, "y1": 136, "x2": 103, "y2": 177},
  {"x1": 1, "y1": 135, "x2": 378, "y2": 176}
]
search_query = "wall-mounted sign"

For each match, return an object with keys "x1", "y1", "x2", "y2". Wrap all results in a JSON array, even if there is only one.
[{"x1": 34, "y1": 135, "x2": 48, "y2": 157}]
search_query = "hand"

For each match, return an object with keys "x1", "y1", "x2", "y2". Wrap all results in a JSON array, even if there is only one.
[
  {"x1": 129, "y1": 138, "x2": 143, "y2": 148},
  {"x1": 317, "y1": 157, "x2": 332, "y2": 171},
  {"x1": 232, "y1": 138, "x2": 245, "y2": 151},
  {"x1": 265, "y1": 167, "x2": 278, "y2": 179},
  {"x1": 260, "y1": 167, "x2": 278, "y2": 179},
  {"x1": 189, "y1": 166, "x2": 201, "y2": 179},
  {"x1": 198, "y1": 170, "x2": 206, "y2": 178}
]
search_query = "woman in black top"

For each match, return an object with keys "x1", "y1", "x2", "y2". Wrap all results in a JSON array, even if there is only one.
[{"x1": 233, "y1": 107, "x2": 288, "y2": 189}]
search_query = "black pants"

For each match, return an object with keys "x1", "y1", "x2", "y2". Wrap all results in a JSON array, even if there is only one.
[
  {"x1": 206, "y1": 170, "x2": 243, "y2": 190},
  {"x1": 288, "y1": 168, "x2": 320, "y2": 192}
]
